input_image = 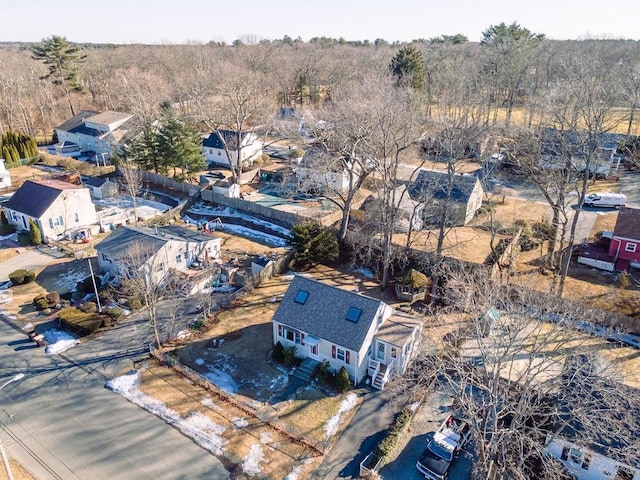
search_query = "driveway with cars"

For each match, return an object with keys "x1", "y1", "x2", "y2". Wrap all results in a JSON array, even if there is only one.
[{"x1": 380, "y1": 390, "x2": 473, "y2": 480}]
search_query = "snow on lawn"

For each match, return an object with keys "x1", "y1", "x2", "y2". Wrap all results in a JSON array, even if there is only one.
[
  {"x1": 95, "y1": 195, "x2": 171, "y2": 221},
  {"x1": 242, "y1": 444, "x2": 264, "y2": 476},
  {"x1": 284, "y1": 459, "x2": 313, "y2": 480},
  {"x1": 188, "y1": 204, "x2": 292, "y2": 238},
  {"x1": 54, "y1": 267, "x2": 89, "y2": 292},
  {"x1": 203, "y1": 368, "x2": 239, "y2": 394},
  {"x1": 184, "y1": 214, "x2": 289, "y2": 248},
  {"x1": 324, "y1": 393, "x2": 359, "y2": 438},
  {"x1": 43, "y1": 328, "x2": 80, "y2": 355},
  {"x1": 349, "y1": 265, "x2": 375, "y2": 279},
  {"x1": 106, "y1": 369, "x2": 227, "y2": 454}
]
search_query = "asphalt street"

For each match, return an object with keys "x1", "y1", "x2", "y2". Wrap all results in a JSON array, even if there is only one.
[{"x1": 0, "y1": 299, "x2": 229, "y2": 480}]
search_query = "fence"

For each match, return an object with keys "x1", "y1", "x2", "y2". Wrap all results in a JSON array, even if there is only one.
[
  {"x1": 139, "y1": 170, "x2": 201, "y2": 196},
  {"x1": 150, "y1": 348, "x2": 327, "y2": 455}
]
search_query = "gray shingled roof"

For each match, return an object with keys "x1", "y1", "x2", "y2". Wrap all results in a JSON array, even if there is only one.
[
  {"x1": 4, "y1": 180, "x2": 83, "y2": 218},
  {"x1": 409, "y1": 169, "x2": 479, "y2": 204},
  {"x1": 55, "y1": 110, "x2": 98, "y2": 132},
  {"x1": 96, "y1": 225, "x2": 216, "y2": 261},
  {"x1": 272, "y1": 275, "x2": 386, "y2": 352}
]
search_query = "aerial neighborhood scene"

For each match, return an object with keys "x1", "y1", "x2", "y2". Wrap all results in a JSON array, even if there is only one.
[{"x1": 2, "y1": 2, "x2": 640, "y2": 479}]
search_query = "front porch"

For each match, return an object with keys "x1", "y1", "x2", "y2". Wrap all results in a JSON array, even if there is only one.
[{"x1": 367, "y1": 358, "x2": 395, "y2": 391}]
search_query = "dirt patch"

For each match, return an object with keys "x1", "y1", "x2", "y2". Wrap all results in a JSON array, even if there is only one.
[{"x1": 0, "y1": 459, "x2": 35, "y2": 480}]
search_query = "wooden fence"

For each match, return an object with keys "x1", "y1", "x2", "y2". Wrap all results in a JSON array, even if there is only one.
[{"x1": 139, "y1": 170, "x2": 201, "y2": 196}]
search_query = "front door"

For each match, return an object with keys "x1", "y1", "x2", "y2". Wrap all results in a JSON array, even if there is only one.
[
  {"x1": 377, "y1": 342, "x2": 386, "y2": 361},
  {"x1": 309, "y1": 344, "x2": 319, "y2": 360}
]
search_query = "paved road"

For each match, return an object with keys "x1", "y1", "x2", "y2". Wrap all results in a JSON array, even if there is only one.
[
  {"x1": 0, "y1": 300, "x2": 229, "y2": 480},
  {"x1": 0, "y1": 248, "x2": 53, "y2": 282}
]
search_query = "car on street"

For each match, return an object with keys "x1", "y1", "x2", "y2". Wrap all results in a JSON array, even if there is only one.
[{"x1": 416, "y1": 414, "x2": 472, "y2": 480}]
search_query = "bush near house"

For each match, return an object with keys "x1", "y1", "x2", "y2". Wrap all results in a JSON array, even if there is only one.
[
  {"x1": 336, "y1": 366, "x2": 351, "y2": 393},
  {"x1": 9, "y1": 269, "x2": 36, "y2": 285},
  {"x1": 33, "y1": 291, "x2": 61, "y2": 310},
  {"x1": 58, "y1": 307, "x2": 103, "y2": 336},
  {"x1": 370, "y1": 407, "x2": 415, "y2": 467},
  {"x1": 272, "y1": 341, "x2": 285, "y2": 363},
  {"x1": 289, "y1": 221, "x2": 340, "y2": 268}
]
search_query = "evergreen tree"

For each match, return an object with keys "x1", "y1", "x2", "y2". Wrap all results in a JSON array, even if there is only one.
[
  {"x1": 125, "y1": 123, "x2": 162, "y2": 174},
  {"x1": 288, "y1": 221, "x2": 340, "y2": 268},
  {"x1": 31, "y1": 35, "x2": 86, "y2": 115},
  {"x1": 157, "y1": 119, "x2": 205, "y2": 180},
  {"x1": 389, "y1": 46, "x2": 425, "y2": 90},
  {"x1": 29, "y1": 219, "x2": 42, "y2": 246}
]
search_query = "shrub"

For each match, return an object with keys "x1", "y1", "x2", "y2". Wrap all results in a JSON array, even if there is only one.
[
  {"x1": 9, "y1": 269, "x2": 35, "y2": 285},
  {"x1": 128, "y1": 297, "x2": 143, "y2": 310},
  {"x1": 283, "y1": 345, "x2": 298, "y2": 367},
  {"x1": 189, "y1": 318, "x2": 205, "y2": 330},
  {"x1": 29, "y1": 219, "x2": 42, "y2": 246},
  {"x1": 46, "y1": 291, "x2": 61, "y2": 305},
  {"x1": 33, "y1": 295, "x2": 49, "y2": 311},
  {"x1": 316, "y1": 359, "x2": 331, "y2": 383},
  {"x1": 519, "y1": 235, "x2": 538, "y2": 252},
  {"x1": 532, "y1": 221, "x2": 555, "y2": 241},
  {"x1": 106, "y1": 307, "x2": 124, "y2": 321},
  {"x1": 58, "y1": 307, "x2": 103, "y2": 336},
  {"x1": 336, "y1": 366, "x2": 351, "y2": 393},
  {"x1": 619, "y1": 271, "x2": 632, "y2": 289},
  {"x1": 17, "y1": 232, "x2": 31, "y2": 246},
  {"x1": 272, "y1": 341, "x2": 285, "y2": 363},
  {"x1": 78, "y1": 302, "x2": 97, "y2": 313},
  {"x1": 374, "y1": 407, "x2": 415, "y2": 464}
]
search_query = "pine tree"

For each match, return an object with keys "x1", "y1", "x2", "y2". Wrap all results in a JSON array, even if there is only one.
[
  {"x1": 389, "y1": 46, "x2": 425, "y2": 90},
  {"x1": 288, "y1": 221, "x2": 340, "y2": 268}
]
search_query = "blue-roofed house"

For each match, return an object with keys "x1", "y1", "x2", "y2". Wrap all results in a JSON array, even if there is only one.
[
  {"x1": 202, "y1": 130, "x2": 263, "y2": 168},
  {"x1": 272, "y1": 275, "x2": 423, "y2": 390},
  {"x1": 54, "y1": 110, "x2": 134, "y2": 157},
  {"x1": 407, "y1": 169, "x2": 484, "y2": 226}
]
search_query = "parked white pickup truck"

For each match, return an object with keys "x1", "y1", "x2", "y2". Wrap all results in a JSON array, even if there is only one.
[
  {"x1": 583, "y1": 192, "x2": 626, "y2": 208},
  {"x1": 416, "y1": 414, "x2": 472, "y2": 480}
]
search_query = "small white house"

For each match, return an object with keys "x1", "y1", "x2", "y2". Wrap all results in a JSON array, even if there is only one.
[
  {"x1": 0, "y1": 158, "x2": 11, "y2": 189},
  {"x1": 202, "y1": 130, "x2": 263, "y2": 168},
  {"x1": 96, "y1": 225, "x2": 221, "y2": 285},
  {"x1": 3, "y1": 179, "x2": 97, "y2": 241},
  {"x1": 545, "y1": 434, "x2": 639, "y2": 480},
  {"x1": 82, "y1": 176, "x2": 119, "y2": 200},
  {"x1": 210, "y1": 180, "x2": 240, "y2": 199}
]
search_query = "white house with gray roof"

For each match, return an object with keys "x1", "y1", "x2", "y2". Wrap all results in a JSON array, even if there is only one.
[
  {"x1": 55, "y1": 110, "x2": 134, "y2": 157},
  {"x1": 96, "y1": 225, "x2": 221, "y2": 286},
  {"x1": 272, "y1": 275, "x2": 423, "y2": 390}
]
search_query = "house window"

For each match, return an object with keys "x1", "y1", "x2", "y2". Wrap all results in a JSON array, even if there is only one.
[
  {"x1": 391, "y1": 346, "x2": 398, "y2": 359},
  {"x1": 184, "y1": 252, "x2": 188, "y2": 261},
  {"x1": 176, "y1": 255, "x2": 182, "y2": 263},
  {"x1": 294, "y1": 331, "x2": 302, "y2": 344},
  {"x1": 49, "y1": 218, "x2": 54, "y2": 228},
  {"x1": 377, "y1": 342, "x2": 385, "y2": 360},
  {"x1": 346, "y1": 307, "x2": 362, "y2": 322},
  {"x1": 294, "y1": 290, "x2": 309, "y2": 305},
  {"x1": 58, "y1": 216, "x2": 64, "y2": 226},
  {"x1": 336, "y1": 348, "x2": 345, "y2": 362},
  {"x1": 568, "y1": 447, "x2": 582, "y2": 464},
  {"x1": 311, "y1": 344, "x2": 318, "y2": 356},
  {"x1": 285, "y1": 328, "x2": 295, "y2": 342},
  {"x1": 561, "y1": 447, "x2": 569, "y2": 461},
  {"x1": 74, "y1": 212, "x2": 79, "y2": 223},
  {"x1": 625, "y1": 243, "x2": 637, "y2": 252},
  {"x1": 155, "y1": 262, "x2": 164, "y2": 273}
]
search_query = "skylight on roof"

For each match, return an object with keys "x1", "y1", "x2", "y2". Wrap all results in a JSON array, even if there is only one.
[
  {"x1": 294, "y1": 290, "x2": 309, "y2": 305},
  {"x1": 346, "y1": 307, "x2": 362, "y2": 322}
]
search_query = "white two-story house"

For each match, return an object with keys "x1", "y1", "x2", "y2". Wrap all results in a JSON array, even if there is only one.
[{"x1": 202, "y1": 130, "x2": 263, "y2": 168}]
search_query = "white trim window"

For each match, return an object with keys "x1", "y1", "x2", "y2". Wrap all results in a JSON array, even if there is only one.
[
  {"x1": 625, "y1": 242, "x2": 637, "y2": 253},
  {"x1": 336, "y1": 348, "x2": 345, "y2": 362}
]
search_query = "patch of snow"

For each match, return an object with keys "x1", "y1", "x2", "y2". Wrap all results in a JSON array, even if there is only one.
[
  {"x1": 242, "y1": 444, "x2": 264, "y2": 476},
  {"x1": 106, "y1": 370, "x2": 227, "y2": 454},
  {"x1": 349, "y1": 265, "x2": 375, "y2": 279},
  {"x1": 409, "y1": 401, "x2": 421, "y2": 411},
  {"x1": 203, "y1": 367, "x2": 239, "y2": 394},
  {"x1": 259, "y1": 431, "x2": 272, "y2": 444},
  {"x1": 194, "y1": 358, "x2": 205, "y2": 366},
  {"x1": 187, "y1": 204, "x2": 292, "y2": 237},
  {"x1": 176, "y1": 330, "x2": 191, "y2": 340},
  {"x1": 213, "y1": 223, "x2": 289, "y2": 248},
  {"x1": 324, "y1": 393, "x2": 358, "y2": 438},
  {"x1": 284, "y1": 459, "x2": 313, "y2": 480},
  {"x1": 201, "y1": 397, "x2": 214, "y2": 408},
  {"x1": 55, "y1": 268, "x2": 89, "y2": 292},
  {"x1": 232, "y1": 417, "x2": 249, "y2": 428},
  {"x1": 42, "y1": 329, "x2": 80, "y2": 355}
]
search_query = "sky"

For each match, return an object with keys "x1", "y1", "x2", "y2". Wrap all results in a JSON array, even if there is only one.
[{"x1": 2, "y1": 0, "x2": 640, "y2": 45}]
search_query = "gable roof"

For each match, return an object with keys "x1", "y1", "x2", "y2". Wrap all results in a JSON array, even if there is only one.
[
  {"x1": 96, "y1": 225, "x2": 217, "y2": 262},
  {"x1": 613, "y1": 207, "x2": 640, "y2": 240},
  {"x1": 4, "y1": 179, "x2": 85, "y2": 218},
  {"x1": 82, "y1": 175, "x2": 114, "y2": 188},
  {"x1": 55, "y1": 110, "x2": 99, "y2": 132},
  {"x1": 203, "y1": 130, "x2": 253, "y2": 150},
  {"x1": 86, "y1": 111, "x2": 133, "y2": 127},
  {"x1": 272, "y1": 275, "x2": 386, "y2": 352},
  {"x1": 409, "y1": 169, "x2": 480, "y2": 204}
]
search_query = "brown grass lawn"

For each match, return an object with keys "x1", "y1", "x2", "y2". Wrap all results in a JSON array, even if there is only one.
[
  {"x1": 0, "y1": 460, "x2": 35, "y2": 480},
  {"x1": 136, "y1": 265, "x2": 382, "y2": 479}
]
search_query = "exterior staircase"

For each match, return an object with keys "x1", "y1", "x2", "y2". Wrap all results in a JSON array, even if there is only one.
[
  {"x1": 372, "y1": 363, "x2": 388, "y2": 390},
  {"x1": 292, "y1": 357, "x2": 320, "y2": 382}
]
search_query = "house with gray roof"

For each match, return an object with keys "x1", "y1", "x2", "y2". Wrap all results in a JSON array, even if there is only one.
[
  {"x1": 272, "y1": 275, "x2": 423, "y2": 390},
  {"x1": 55, "y1": 110, "x2": 134, "y2": 158},
  {"x1": 81, "y1": 175, "x2": 118, "y2": 199},
  {"x1": 408, "y1": 169, "x2": 484, "y2": 226},
  {"x1": 202, "y1": 130, "x2": 263, "y2": 168},
  {"x1": 96, "y1": 226, "x2": 221, "y2": 288},
  {"x1": 3, "y1": 179, "x2": 97, "y2": 241}
]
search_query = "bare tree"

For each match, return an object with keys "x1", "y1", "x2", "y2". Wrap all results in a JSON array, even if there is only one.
[
  {"x1": 117, "y1": 158, "x2": 143, "y2": 227},
  {"x1": 430, "y1": 266, "x2": 636, "y2": 480}
]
